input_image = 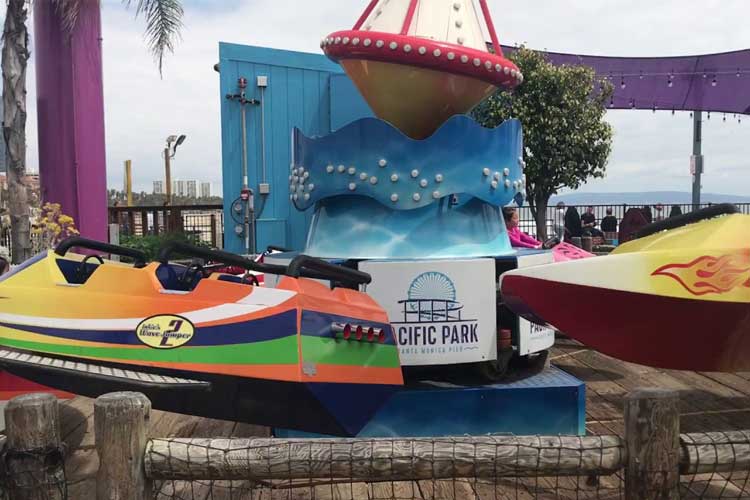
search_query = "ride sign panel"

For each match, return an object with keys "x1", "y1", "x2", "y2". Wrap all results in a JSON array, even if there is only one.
[
  {"x1": 514, "y1": 252, "x2": 555, "y2": 355},
  {"x1": 360, "y1": 259, "x2": 496, "y2": 366}
]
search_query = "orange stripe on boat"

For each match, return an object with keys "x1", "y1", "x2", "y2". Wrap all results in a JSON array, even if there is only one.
[{"x1": 303, "y1": 364, "x2": 404, "y2": 385}]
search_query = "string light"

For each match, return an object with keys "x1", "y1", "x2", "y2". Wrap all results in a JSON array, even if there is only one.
[
  {"x1": 708, "y1": 111, "x2": 711, "y2": 120},
  {"x1": 595, "y1": 69, "x2": 749, "y2": 79},
  {"x1": 620, "y1": 77, "x2": 626, "y2": 89},
  {"x1": 723, "y1": 113, "x2": 727, "y2": 122},
  {"x1": 712, "y1": 76, "x2": 718, "y2": 87}
]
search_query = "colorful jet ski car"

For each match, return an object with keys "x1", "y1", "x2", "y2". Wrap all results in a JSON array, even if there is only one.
[
  {"x1": 0, "y1": 237, "x2": 402, "y2": 436},
  {"x1": 501, "y1": 204, "x2": 750, "y2": 372}
]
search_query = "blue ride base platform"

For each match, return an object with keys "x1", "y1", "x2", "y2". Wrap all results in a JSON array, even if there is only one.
[{"x1": 275, "y1": 365, "x2": 585, "y2": 438}]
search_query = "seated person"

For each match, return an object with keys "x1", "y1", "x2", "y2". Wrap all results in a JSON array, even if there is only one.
[
  {"x1": 600, "y1": 208, "x2": 618, "y2": 233},
  {"x1": 581, "y1": 206, "x2": 604, "y2": 238},
  {"x1": 503, "y1": 207, "x2": 541, "y2": 249}
]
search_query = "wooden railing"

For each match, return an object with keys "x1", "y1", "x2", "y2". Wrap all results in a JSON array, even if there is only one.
[
  {"x1": 108, "y1": 204, "x2": 224, "y2": 247},
  {"x1": 2, "y1": 389, "x2": 750, "y2": 499}
]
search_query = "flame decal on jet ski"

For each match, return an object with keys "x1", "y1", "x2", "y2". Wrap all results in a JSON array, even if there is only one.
[{"x1": 652, "y1": 253, "x2": 750, "y2": 296}]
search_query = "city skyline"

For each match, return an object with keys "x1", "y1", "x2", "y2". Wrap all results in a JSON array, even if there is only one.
[{"x1": 152, "y1": 179, "x2": 213, "y2": 198}]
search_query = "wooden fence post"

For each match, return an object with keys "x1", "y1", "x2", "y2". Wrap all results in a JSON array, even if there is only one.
[
  {"x1": 94, "y1": 392, "x2": 152, "y2": 500},
  {"x1": 625, "y1": 388, "x2": 680, "y2": 500},
  {"x1": 4, "y1": 393, "x2": 64, "y2": 500}
]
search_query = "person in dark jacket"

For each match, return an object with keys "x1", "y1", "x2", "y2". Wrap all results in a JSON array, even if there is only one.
[
  {"x1": 581, "y1": 206, "x2": 604, "y2": 237},
  {"x1": 564, "y1": 207, "x2": 583, "y2": 242},
  {"x1": 600, "y1": 208, "x2": 618, "y2": 233},
  {"x1": 669, "y1": 205, "x2": 683, "y2": 218}
]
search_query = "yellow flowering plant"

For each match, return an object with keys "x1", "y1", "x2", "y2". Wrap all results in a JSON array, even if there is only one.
[{"x1": 32, "y1": 203, "x2": 80, "y2": 249}]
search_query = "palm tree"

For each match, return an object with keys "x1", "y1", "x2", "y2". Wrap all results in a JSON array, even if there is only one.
[
  {"x1": 1, "y1": 0, "x2": 184, "y2": 263},
  {"x1": 53, "y1": 0, "x2": 184, "y2": 75},
  {"x1": 2, "y1": 0, "x2": 32, "y2": 263}
]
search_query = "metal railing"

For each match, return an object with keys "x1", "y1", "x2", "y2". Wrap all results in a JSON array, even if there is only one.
[
  {"x1": 108, "y1": 204, "x2": 224, "y2": 247},
  {"x1": 516, "y1": 202, "x2": 750, "y2": 239}
]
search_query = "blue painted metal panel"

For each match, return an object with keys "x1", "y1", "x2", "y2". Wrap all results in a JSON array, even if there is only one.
[
  {"x1": 220, "y1": 43, "x2": 371, "y2": 254},
  {"x1": 275, "y1": 366, "x2": 586, "y2": 438},
  {"x1": 330, "y1": 73, "x2": 373, "y2": 130}
]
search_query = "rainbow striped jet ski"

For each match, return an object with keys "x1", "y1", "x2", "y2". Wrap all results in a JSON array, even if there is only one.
[
  {"x1": 0, "y1": 237, "x2": 402, "y2": 436},
  {"x1": 501, "y1": 204, "x2": 750, "y2": 372}
]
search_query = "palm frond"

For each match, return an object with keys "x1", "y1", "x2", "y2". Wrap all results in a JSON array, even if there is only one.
[
  {"x1": 123, "y1": 0, "x2": 184, "y2": 75},
  {"x1": 50, "y1": 0, "x2": 83, "y2": 34}
]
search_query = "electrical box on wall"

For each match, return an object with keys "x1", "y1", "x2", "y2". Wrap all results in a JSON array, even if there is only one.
[{"x1": 257, "y1": 75, "x2": 268, "y2": 87}]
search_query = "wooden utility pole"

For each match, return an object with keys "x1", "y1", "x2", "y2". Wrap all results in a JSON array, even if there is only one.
[
  {"x1": 625, "y1": 388, "x2": 680, "y2": 500},
  {"x1": 124, "y1": 159, "x2": 133, "y2": 206}
]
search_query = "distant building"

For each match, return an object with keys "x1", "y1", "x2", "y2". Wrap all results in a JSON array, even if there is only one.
[
  {"x1": 200, "y1": 182, "x2": 211, "y2": 198},
  {"x1": 153, "y1": 180, "x2": 164, "y2": 194},
  {"x1": 172, "y1": 180, "x2": 187, "y2": 197},
  {"x1": 186, "y1": 180, "x2": 197, "y2": 198}
]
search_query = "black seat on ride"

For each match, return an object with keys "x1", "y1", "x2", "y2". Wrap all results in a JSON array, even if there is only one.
[
  {"x1": 56, "y1": 258, "x2": 101, "y2": 285},
  {"x1": 155, "y1": 263, "x2": 203, "y2": 292}
]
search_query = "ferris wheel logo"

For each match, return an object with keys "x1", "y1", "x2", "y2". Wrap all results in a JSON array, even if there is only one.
[{"x1": 398, "y1": 272, "x2": 466, "y2": 323}]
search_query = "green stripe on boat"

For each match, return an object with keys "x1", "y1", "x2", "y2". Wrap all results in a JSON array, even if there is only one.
[
  {"x1": 300, "y1": 336, "x2": 400, "y2": 368},
  {"x1": 0, "y1": 335, "x2": 300, "y2": 365}
]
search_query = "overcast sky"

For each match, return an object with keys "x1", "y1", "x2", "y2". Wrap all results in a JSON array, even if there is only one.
[{"x1": 18, "y1": 0, "x2": 750, "y2": 196}]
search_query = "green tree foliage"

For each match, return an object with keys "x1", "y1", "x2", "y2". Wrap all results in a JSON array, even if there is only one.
[
  {"x1": 474, "y1": 47, "x2": 614, "y2": 240},
  {"x1": 120, "y1": 232, "x2": 208, "y2": 262}
]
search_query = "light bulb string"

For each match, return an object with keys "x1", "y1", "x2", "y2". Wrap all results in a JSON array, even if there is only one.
[{"x1": 599, "y1": 68, "x2": 749, "y2": 80}]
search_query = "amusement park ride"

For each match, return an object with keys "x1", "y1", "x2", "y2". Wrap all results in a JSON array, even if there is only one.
[{"x1": 0, "y1": 0, "x2": 746, "y2": 437}]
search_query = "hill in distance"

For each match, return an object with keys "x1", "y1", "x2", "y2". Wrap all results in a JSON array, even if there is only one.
[{"x1": 550, "y1": 191, "x2": 750, "y2": 206}]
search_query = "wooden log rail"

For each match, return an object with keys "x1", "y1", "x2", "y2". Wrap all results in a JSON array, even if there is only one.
[
  {"x1": 680, "y1": 430, "x2": 750, "y2": 474},
  {"x1": 3, "y1": 390, "x2": 750, "y2": 500},
  {"x1": 145, "y1": 435, "x2": 626, "y2": 481}
]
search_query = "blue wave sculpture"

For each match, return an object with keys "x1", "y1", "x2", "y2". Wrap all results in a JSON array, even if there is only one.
[
  {"x1": 290, "y1": 115, "x2": 525, "y2": 211},
  {"x1": 292, "y1": 115, "x2": 525, "y2": 260}
]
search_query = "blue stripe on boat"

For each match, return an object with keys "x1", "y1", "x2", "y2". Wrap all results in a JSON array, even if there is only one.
[
  {"x1": 300, "y1": 310, "x2": 395, "y2": 345},
  {"x1": 0, "y1": 309, "x2": 298, "y2": 346}
]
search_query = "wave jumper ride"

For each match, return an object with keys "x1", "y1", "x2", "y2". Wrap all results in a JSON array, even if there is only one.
[{"x1": 0, "y1": 237, "x2": 402, "y2": 436}]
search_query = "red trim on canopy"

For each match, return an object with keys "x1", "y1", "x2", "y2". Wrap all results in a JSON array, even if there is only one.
[{"x1": 323, "y1": 30, "x2": 521, "y2": 89}]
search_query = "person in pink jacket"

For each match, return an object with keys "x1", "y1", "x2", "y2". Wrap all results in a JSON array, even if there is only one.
[{"x1": 503, "y1": 207, "x2": 542, "y2": 249}]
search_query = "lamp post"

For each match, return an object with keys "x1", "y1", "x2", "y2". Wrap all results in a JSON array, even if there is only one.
[{"x1": 164, "y1": 134, "x2": 186, "y2": 205}]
